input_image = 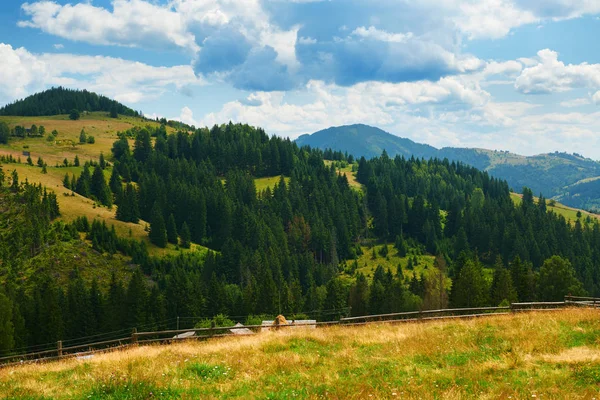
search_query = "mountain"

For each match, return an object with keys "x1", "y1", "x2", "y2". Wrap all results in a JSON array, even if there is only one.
[
  {"x1": 296, "y1": 124, "x2": 600, "y2": 210},
  {"x1": 296, "y1": 124, "x2": 439, "y2": 160},
  {"x1": 0, "y1": 87, "x2": 140, "y2": 117}
]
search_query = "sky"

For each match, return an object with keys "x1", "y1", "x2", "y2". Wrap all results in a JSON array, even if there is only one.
[{"x1": 3, "y1": 1, "x2": 600, "y2": 158}]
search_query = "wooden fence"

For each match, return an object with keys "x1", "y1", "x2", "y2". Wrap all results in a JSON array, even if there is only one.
[{"x1": 1, "y1": 296, "x2": 598, "y2": 367}]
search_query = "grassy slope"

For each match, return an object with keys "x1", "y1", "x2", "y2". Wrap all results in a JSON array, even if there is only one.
[
  {"x1": 342, "y1": 244, "x2": 434, "y2": 283},
  {"x1": 323, "y1": 160, "x2": 363, "y2": 191},
  {"x1": 3, "y1": 309, "x2": 600, "y2": 399},
  {"x1": 0, "y1": 114, "x2": 200, "y2": 257},
  {"x1": 510, "y1": 192, "x2": 600, "y2": 225}
]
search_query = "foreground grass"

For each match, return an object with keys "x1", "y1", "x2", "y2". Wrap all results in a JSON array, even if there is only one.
[{"x1": 3, "y1": 309, "x2": 600, "y2": 399}]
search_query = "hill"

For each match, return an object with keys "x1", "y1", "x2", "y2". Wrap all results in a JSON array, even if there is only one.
[
  {"x1": 296, "y1": 124, "x2": 438, "y2": 160},
  {"x1": 297, "y1": 124, "x2": 600, "y2": 210},
  {"x1": 0, "y1": 87, "x2": 139, "y2": 117},
  {"x1": 2, "y1": 309, "x2": 600, "y2": 399}
]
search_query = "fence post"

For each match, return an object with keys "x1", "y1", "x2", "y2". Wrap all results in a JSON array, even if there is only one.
[
  {"x1": 57, "y1": 340, "x2": 63, "y2": 357},
  {"x1": 210, "y1": 321, "x2": 215, "y2": 337},
  {"x1": 131, "y1": 328, "x2": 138, "y2": 345}
]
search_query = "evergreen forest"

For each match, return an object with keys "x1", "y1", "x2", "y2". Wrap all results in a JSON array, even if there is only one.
[{"x1": 0, "y1": 122, "x2": 599, "y2": 357}]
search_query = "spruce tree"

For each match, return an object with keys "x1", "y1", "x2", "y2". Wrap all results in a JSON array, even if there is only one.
[
  {"x1": 180, "y1": 222, "x2": 191, "y2": 248},
  {"x1": 76, "y1": 164, "x2": 91, "y2": 198},
  {"x1": 90, "y1": 165, "x2": 112, "y2": 206},
  {"x1": 0, "y1": 121, "x2": 9, "y2": 144},
  {"x1": 490, "y1": 257, "x2": 517, "y2": 306},
  {"x1": 79, "y1": 129, "x2": 87, "y2": 143},
  {"x1": 149, "y1": 202, "x2": 167, "y2": 247},
  {"x1": 109, "y1": 167, "x2": 122, "y2": 200},
  {"x1": 0, "y1": 292, "x2": 14, "y2": 354},
  {"x1": 166, "y1": 214, "x2": 178, "y2": 244}
]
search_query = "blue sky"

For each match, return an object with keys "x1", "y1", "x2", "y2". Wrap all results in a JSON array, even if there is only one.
[{"x1": 3, "y1": 0, "x2": 600, "y2": 158}]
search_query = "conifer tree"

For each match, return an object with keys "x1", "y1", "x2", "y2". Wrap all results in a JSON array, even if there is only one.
[
  {"x1": 109, "y1": 167, "x2": 122, "y2": 200},
  {"x1": 74, "y1": 155, "x2": 80, "y2": 167},
  {"x1": 490, "y1": 256, "x2": 517, "y2": 305},
  {"x1": 149, "y1": 202, "x2": 167, "y2": 248},
  {"x1": 166, "y1": 214, "x2": 178, "y2": 244},
  {"x1": 76, "y1": 164, "x2": 91, "y2": 197},
  {"x1": 90, "y1": 165, "x2": 112, "y2": 206},
  {"x1": 79, "y1": 129, "x2": 87, "y2": 143},
  {"x1": 0, "y1": 292, "x2": 14, "y2": 354},
  {"x1": 180, "y1": 222, "x2": 191, "y2": 248},
  {"x1": 451, "y1": 257, "x2": 489, "y2": 307}
]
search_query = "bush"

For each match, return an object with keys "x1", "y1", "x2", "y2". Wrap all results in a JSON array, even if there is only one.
[{"x1": 69, "y1": 109, "x2": 80, "y2": 120}]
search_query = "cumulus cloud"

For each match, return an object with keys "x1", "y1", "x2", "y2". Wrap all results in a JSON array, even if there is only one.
[
  {"x1": 515, "y1": 49, "x2": 600, "y2": 94},
  {"x1": 0, "y1": 44, "x2": 49, "y2": 103},
  {"x1": 0, "y1": 43, "x2": 203, "y2": 105},
  {"x1": 19, "y1": 0, "x2": 198, "y2": 52}
]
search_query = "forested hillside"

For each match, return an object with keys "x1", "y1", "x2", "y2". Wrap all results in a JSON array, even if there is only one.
[
  {"x1": 297, "y1": 124, "x2": 600, "y2": 211},
  {"x1": 1, "y1": 122, "x2": 600, "y2": 358},
  {"x1": 0, "y1": 87, "x2": 139, "y2": 117}
]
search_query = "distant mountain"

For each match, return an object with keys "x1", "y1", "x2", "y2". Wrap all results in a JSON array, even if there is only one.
[
  {"x1": 296, "y1": 124, "x2": 439, "y2": 160},
  {"x1": 0, "y1": 87, "x2": 140, "y2": 117},
  {"x1": 296, "y1": 124, "x2": 600, "y2": 210}
]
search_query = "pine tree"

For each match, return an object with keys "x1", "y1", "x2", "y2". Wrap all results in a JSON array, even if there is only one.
[
  {"x1": 99, "y1": 152, "x2": 106, "y2": 169},
  {"x1": 79, "y1": 129, "x2": 87, "y2": 143},
  {"x1": 348, "y1": 272, "x2": 369, "y2": 316},
  {"x1": 76, "y1": 164, "x2": 91, "y2": 198},
  {"x1": 166, "y1": 214, "x2": 178, "y2": 244},
  {"x1": 116, "y1": 183, "x2": 140, "y2": 223},
  {"x1": 127, "y1": 270, "x2": 148, "y2": 328},
  {"x1": 0, "y1": 292, "x2": 14, "y2": 354},
  {"x1": 74, "y1": 155, "x2": 80, "y2": 167},
  {"x1": 490, "y1": 257, "x2": 517, "y2": 306},
  {"x1": 109, "y1": 167, "x2": 122, "y2": 200},
  {"x1": 180, "y1": 222, "x2": 191, "y2": 248},
  {"x1": 90, "y1": 165, "x2": 112, "y2": 206},
  {"x1": 451, "y1": 257, "x2": 489, "y2": 308},
  {"x1": 0, "y1": 121, "x2": 9, "y2": 144},
  {"x1": 149, "y1": 202, "x2": 167, "y2": 247}
]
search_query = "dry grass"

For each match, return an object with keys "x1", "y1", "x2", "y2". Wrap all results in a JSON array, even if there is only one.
[{"x1": 3, "y1": 309, "x2": 600, "y2": 399}]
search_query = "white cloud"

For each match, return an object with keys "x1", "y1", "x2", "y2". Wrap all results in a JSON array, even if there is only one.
[
  {"x1": 515, "y1": 49, "x2": 600, "y2": 94},
  {"x1": 0, "y1": 44, "x2": 49, "y2": 103},
  {"x1": 0, "y1": 43, "x2": 203, "y2": 105},
  {"x1": 560, "y1": 98, "x2": 591, "y2": 108},
  {"x1": 176, "y1": 106, "x2": 197, "y2": 126},
  {"x1": 352, "y1": 26, "x2": 413, "y2": 43},
  {"x1": 53, "y1": 43, "x2": 63, "y2": 49},
  {"x1": 20, "y1": 0, "x2": 198, "y2": 52}
]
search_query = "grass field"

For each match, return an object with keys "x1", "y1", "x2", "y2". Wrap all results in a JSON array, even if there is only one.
[
  {"x1": 3, "y1": 309, "x2": 600, "y2": 399},
  {"x1": 0, "y1": 113, "x2": 171, "y2": 167}
]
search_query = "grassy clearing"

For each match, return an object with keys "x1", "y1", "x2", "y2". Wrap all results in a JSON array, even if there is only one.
[
  {"x1": 3, "y1": 309, "x2": 600, "y2": 399},
  {"x1": 510, "y1": 192, "x2": 600, "y2": 225},
  {"x1": 343, "y1": 243, "x2": 435, "y2": 282},
  {"x1": 324, "y1": 160, "x2": 363, "y2": 191},
  {"x1": 254, "y1": 175, "x2": 290, "y2": 192}
]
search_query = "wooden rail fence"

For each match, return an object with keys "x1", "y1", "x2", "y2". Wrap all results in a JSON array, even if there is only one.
[{"x1": 1, "y1": 296, "x2": 598, "y2": 367}]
